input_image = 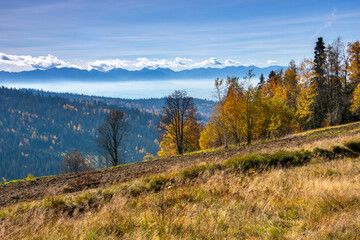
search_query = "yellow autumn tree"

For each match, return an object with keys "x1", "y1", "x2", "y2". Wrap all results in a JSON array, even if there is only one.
[
  {"x1": 157, "y1": 124, "x2": 177, "y2": 158},
  {"x1": 201, "y1": 72, "x2": 268, "y2": 147},
  {"x1": 261, "y1": 70, "x2": 297, "y2": 138},
  {"x1": 199, "y1": 117, "x2": 223, "y2": 150},
  {"x1": 351, "y1": 83, "x2": 360, "y2": 114},
  {"x1": 158, "y1": 117, "x2": 202, "y2": 157},
  {"x1": 296, "y1": 59, "x2": 317, "y2": 131},
  {"x1": 347, "y1": 41, "x2": 360, "y2": 87},
  {"x1": 267, "y1": 92, "x2": 297, "y2": 138},
  {"x1": 158, "y1": 91, "x2": 202, "y2": 157},
  {"x1": 221, "y1": 77, "x2": 246, "y2": 144},
  {"x1": 183, "y1": 109, "x2": 202, "y2": 152},
  {"x1": 283, "y1": 60, "x2": 299, "y2": 109}
]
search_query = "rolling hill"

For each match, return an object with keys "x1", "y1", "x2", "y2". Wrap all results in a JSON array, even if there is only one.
[{"x1": 1, "y1": 121, "x2": 360, "y2": 239}]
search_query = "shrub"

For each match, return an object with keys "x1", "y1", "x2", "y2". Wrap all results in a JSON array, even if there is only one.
[
  {"x1": 225, "y1": 150, "x2": 311, "y2": 172},
  {"x1": 344, "y1": 140, "x2": 360, "y2": 153},
  {"x1": 43, "y1": 196, "x2": 67, "y2": 210},
  {"x1": 129, "y1": 181, "x2": 147, "y2": 197},
  {"x1": 143, "y1": 153, "x2": 157, "y2": 162},
  {"x1": 25, "y1": 174, "x2": 35, "y2": 181},
  {"x1": 332, "y1": 145, "x2": 356, "y2": 157},
  {"x1": 313, "y1": 147, "x2": 336, "y2": 160},
  {"x1": 147, "y1": 176, "x2": 168, "y2": 192},
  {"x1": 181, "y1": 165, "x2": 208, "y2": 180},
  {"x1": 226, "y1": 153, "x2": 268, "y2": 171}
]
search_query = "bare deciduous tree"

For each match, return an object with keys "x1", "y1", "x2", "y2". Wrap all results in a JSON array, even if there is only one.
[
  {"x1": 96, "y1": 110, "x2": 128, "y2": 167},
  {"x1": 61, "y1": 150, "x2": 93, "y2": 174},
  {"x1": 161, "y1": 90, "x2": 195, "y2": 155}
]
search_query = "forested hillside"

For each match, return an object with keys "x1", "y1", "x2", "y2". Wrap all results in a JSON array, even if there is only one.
[
  {"x1": 0, "y1": 87, "x2": 161, "y2": 181},
  {"x1": 25, "y1": 89, "x2": 215, "y2": 122}
]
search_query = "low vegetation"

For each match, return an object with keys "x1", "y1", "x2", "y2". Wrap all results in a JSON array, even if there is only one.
[{"x1": 1, "y1": 131, "x2": 360, "y2": 239}]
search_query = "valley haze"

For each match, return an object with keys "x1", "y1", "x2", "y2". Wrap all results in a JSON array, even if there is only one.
[{"x1": 0, "y1": 65, "x2": 284, "y2": 99}]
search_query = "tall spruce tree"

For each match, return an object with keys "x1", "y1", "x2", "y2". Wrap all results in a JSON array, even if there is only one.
[{"x1": 312, "y1": 37, "x2": 328, "y2": 128}]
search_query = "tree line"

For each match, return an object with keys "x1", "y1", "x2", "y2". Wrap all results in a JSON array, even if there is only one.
[{"x1": 158, "y1": 37, "x2": 360, "y2": 155}]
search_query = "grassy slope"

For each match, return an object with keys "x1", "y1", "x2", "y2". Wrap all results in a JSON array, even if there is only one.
[{"x1": 1, "y1": 122, "x2": 360, "y2": 239}]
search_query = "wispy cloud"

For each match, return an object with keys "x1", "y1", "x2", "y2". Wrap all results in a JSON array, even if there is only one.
[{"x1": 312, "y1": 9, "x2": 338, "y2": 38}]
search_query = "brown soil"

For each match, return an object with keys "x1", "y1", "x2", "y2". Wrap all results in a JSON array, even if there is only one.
[{"x1": 1, "y1": 122, "x2": 360, "y2": 209}]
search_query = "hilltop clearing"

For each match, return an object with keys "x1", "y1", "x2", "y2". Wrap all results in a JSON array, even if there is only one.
[
  {"x1": 1, "y1": 121, "x2": 360, "y2": 209},
  {"x1": 1, "y1": 122, "x2": 360, "y2": 239}
]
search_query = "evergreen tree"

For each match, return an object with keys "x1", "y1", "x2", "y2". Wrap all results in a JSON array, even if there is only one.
[
  {"x1": 268, "y1": 70, "x2": 276, "y2": 82},
  {"x1": 312, "y1": 37, "x2": 328, "y2": 128},
  {"x1": 258, "y1": 73, "x2": 265, "y2": 89}
]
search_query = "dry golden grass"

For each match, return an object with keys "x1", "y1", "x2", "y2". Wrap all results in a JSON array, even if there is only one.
[
  {"x1": 1, "y1": 159, "x2": 360, "y2": 238},
  {"x1": 2, "y1": 125, "x2": 360, "y2": 239}
]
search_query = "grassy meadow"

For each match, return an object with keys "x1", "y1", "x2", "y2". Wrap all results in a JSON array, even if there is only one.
[{"x1": 1, "y1": 124, "x2": 360, "y2": 239}]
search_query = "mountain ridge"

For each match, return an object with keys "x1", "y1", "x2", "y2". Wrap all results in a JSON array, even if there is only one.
[{"x1": 0, "y1": 65, "x2": 286, "y2": 82}]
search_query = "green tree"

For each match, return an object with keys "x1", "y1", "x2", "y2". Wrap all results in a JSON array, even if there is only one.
[
  {"x1": 312, "y1": 37, "x2": 328, "y2": 128},
  {"x1": 258, "y1": 73, "x2": 265, "y2": 89}
]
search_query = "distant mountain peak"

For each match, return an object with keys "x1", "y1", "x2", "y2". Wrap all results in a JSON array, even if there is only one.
[{"x1": 0, "y1": 65, "x2": 287, "y2": 82}]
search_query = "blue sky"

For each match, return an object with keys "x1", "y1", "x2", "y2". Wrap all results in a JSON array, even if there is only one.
[{"x1": 1, "y1": 0, "x2": 360, "y2": 71}]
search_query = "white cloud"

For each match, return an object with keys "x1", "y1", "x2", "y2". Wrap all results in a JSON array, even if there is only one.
[
  {"x1": 192, "y1": 57, "x2": 222, "y2": 68},
  {"x1": 87, "y1": 57, "x2": 244, "y2": 71},
  {"x1": 87, "y1": 59, "x2": 132, "y2": 71},
  {"x1": 0, "y1": 52, "x2": 77, "y2": 70},
  {"x1": 267, "y1": 60, "x2": 278, "y2": 65},
  {"x1": 87, "y1": 57, "x2": 195, "y2": 71},
  {"x1": 224, "y1": 59, "x2": 242, "y2": 67},
  {"x1": 0, "y1": 52, "x2": 247, "y2": 72}
]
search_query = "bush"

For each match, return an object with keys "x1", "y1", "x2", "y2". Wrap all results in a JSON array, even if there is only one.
[
  {"x1": 25, "y1": 174, "x2": 35, "y2": 181},
  {"x1": 313, "y1": 147, "x2": 336, "y2": 160},
  {"x1": 142, "y1": 153, "x2": 157, "y2": 162},
  {"x1": 181, "y1": 165, "x2": 208, "y2": 180},
  {"x1": 225, "y1": 150, "x2": 311, "y2": 172},
  {"x1": 147, "y1": 176, "x2": 168, "y2": 192},
  {"x1": 344, "y1": 140, "x2": 360, "y2": 153},
  {"x1": 332, "y1": 145, "x2": 356, "y2": 157}
]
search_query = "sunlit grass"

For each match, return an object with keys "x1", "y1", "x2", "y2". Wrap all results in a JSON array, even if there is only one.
[{"x1": 1, "y1": 138, "x2": 360, "y2": 239}]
